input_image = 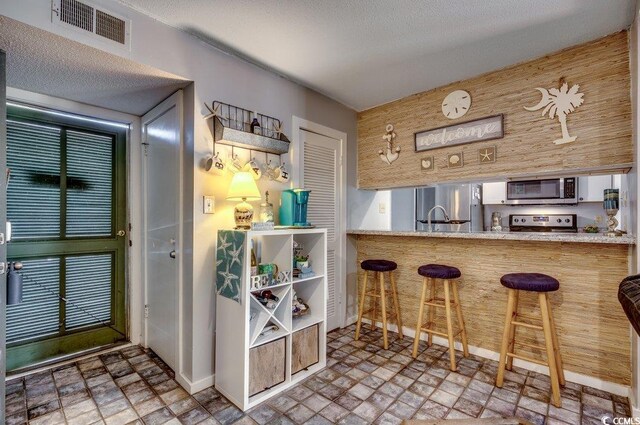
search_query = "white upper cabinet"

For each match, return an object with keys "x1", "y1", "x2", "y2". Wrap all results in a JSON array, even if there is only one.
[
  {"x1": 578, "y1": 176, "x2": 613, "y2": 202},
  {"x1": 482, "y1": 182, "x2": 506, "y2": 205}
]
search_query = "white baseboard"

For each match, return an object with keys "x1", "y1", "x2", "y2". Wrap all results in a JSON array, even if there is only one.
[
  {"x1": 176, "y1": 372, "x2": 215, "y2": 395},
  {"x1": 360, "y1": 318, "x2": 630, "y2": 398}
]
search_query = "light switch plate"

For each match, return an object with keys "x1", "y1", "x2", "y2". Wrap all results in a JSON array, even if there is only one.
[
  {"x1": 378, "y1": 203, "x2": 386, "y2": 214},
  {"x1": 204, "y1": 196, "x2": 215, "y2": 214}
]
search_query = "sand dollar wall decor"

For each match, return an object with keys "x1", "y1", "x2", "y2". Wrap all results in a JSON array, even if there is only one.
[{"x1": 442, "y1": 90, "x2": 472, "y2": 119}]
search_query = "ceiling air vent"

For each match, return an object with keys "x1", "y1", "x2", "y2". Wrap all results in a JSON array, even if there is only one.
[{"x1": 52, "y1": 0, "x2": 130, "y2": 50}]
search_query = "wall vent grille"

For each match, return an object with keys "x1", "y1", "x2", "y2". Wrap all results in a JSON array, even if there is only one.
[
  {"x1": 52, "y1": 0, "x2": 130, "y2": 49},
  {"x1": 96, "y1": 10, "x2": 126, "y2": 44},
  {"x1": 60, "y1": 0, "x2": 94, "y2": 33}
]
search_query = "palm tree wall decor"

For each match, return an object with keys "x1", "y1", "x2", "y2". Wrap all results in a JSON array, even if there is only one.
[{"x1": 524, "y1": 81, "x2": 584, "y2": 145}]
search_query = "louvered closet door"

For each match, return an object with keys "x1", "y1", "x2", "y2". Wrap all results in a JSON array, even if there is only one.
[
  {"x1": 5, "y1": 106, "x2": 127, "y2": 371},
  {"x1": 301, "y1": 130, "x2": 343, "y2": 330}
]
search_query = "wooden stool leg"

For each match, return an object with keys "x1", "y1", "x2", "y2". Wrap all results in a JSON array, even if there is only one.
[
  {"x1": 451, "y1": 280, "x2": 469, "y2": 358},
  {"x1": 412, "y1": 277, "x2": 428, "y2": 358},
  {"x1": 443, "y1": 279, "x2": 457, "y2": 371},
  {"x1": 506, "y1": 290, "x2": 519, "y2": 370},
  {"x1": 379, "y1": 271, "x2": 389, "y2": 350},
  {"x1": 427, "y1": 278, "x2": 436, "y2": 347},
  {"x1": 497, "y1": 289, "x2": 516, "y2": 387},
  {"x1": 546, "y1": 295, "x2": 565, "y2": 386},
  {"x1": 390, "y1": 271, "x2": 403, "y2": 339},
  {"x1": 540, "y1": 293, "x2": 562, "y2": 408},
  {"x1": 371, "y1": 272, "x2": 378, "y2": 330},
  {"x1": 355, "y1": 270, "x2": 369, "y2": 340}
]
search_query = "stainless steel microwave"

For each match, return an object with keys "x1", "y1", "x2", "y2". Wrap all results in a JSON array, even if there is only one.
[{"x1": 505, "y1": 177, "x2": 577, "y2": 205}]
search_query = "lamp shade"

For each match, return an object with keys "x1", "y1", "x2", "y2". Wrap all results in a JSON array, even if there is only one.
[{"x1": 226, "y1": 171, "x2": 261, "y2": 201}]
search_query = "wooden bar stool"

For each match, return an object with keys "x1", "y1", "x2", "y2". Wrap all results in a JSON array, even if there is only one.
[
  {"x1": 496, "y1": 273, "x2": 565, "y2": 408},
  {"x1": 354, "y1": 259, "x2": 403, "y2": 349},
  {"x1": 412, "y1": 264, "x2": 469, "y2": 371}
]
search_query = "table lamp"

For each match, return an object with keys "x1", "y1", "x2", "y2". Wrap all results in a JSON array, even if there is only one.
[{"x1": 227, "y1": 171, "x2": 262, "y2": 229}]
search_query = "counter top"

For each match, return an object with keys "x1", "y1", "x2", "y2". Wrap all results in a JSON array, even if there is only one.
[{"x1": 347, "y1": 229, "x2": 636, "y2": 245}]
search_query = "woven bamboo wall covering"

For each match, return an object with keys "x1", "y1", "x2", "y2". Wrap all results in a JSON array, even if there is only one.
[
  {"x1": 356, "y1": 235, "x2": 631, "y2": 385},
  {"x1": 357, "y1": 32, "x2": 632, "y2": 189}
]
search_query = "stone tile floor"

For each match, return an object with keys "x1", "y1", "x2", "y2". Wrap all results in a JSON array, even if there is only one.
[{"x1": 4, "y1": 324, "x2": 631, "y2": 424}]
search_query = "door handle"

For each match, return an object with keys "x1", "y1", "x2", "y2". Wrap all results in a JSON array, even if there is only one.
[{"x1": 169, "y1": 250, "x2": 176, "y2": 259}]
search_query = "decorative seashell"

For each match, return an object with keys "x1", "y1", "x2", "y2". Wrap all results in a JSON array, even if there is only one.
[
  {"x1": 385, "y1": 124, "x2": 394, "y2": 133},
  {"x1": 421, "y1": 159, "x2": 431, "y2": 169},
  {"x1": 449, "y1": 155, "x2": 460, "y2": 164}
]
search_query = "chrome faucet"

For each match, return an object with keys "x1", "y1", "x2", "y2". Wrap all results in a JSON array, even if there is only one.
[{"x1": 427, "y1": 205, "x2": 450, "y2": 232}]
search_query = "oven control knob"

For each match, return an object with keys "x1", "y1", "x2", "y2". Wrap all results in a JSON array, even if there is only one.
[
  {"x1": 565, "y1": 219, "x2": 571, "y2": 223},
  {"x1": 557, "y1": 218, "x2": 562, "y2": 223},
  {"x1": 514, "y1": 218, "x2": 519, "y2": 223},
  {"x1": 521, "y1": 218, "x2": 526, "y2": 223}
]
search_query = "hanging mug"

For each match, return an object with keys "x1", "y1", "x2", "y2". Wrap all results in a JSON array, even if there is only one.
[
  {"x1": 266, "y1": 160, "x2": 278, "y2": 181},
  {"x1": 247, "y1": 157, "x2": 262, "y2": 180},
  {"x1": 227, "y1": 154, "x2": 243, "y2": 173},
  {"x1": 205, "y1": 152, "x2": 225, "y2": 175},
  {"x1": 275, "y1": 162, "x2": 289, "y2": 183}
]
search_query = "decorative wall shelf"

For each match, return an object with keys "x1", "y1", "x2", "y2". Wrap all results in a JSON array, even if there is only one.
[{"x1": 206, "y1": 101, "x2": 291, "y2": 155}]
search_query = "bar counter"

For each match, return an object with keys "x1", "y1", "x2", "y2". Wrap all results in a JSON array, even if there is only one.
[
  {"x1": 347, "y1": 229, "x2": 636, "y2": 245},
  {"x1": 348, "y1": 230, "x2": 634, "y2": 388}
]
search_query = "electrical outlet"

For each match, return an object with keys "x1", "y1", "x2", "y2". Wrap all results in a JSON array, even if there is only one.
[
  {"x1": 378, "y1": 203, "x2": 386, "y2": 214},
  {"x1": 204, "y1": 196, "x2": 215, "y2": 214}
]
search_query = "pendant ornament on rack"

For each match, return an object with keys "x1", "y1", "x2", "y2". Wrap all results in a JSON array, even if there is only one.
[
  {"x1": 524, "y1": 81, "x2": 584, "y2": 145},
  {"x1": 379, "y1": 124, "x2": 400, "y2": 165}
]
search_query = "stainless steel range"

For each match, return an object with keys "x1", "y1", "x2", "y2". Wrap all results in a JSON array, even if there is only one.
[{"x1": 509, "y1": 214, "x2": 577, "y2": 233}]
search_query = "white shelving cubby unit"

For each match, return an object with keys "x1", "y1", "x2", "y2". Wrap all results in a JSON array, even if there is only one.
[{"x1": 215, "y1": 228, "x2": 327, "y2": 411}]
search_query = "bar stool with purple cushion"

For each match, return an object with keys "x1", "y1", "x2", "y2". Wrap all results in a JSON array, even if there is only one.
[
  {"x1": 354, "y1": 259, "x2": 403, "y2": 349},
  {"x1": 496, "y1": 273, "x2": 565, "y2": 408},
  {"x1": 412, "y1": 264, "x2": 469, "y2": 371}
]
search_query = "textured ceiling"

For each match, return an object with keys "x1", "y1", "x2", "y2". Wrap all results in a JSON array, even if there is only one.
[
  {"x1": 0, "y1": 16, "x2": 189, "y2": 116},
  {"x1": 119, "y1": 0, "x2": 636, "y2": 111}
]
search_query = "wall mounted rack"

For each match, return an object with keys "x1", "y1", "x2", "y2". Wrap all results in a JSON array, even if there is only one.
[{"x1": 205, "y1": 101, "x2": 290, "y2": 155}]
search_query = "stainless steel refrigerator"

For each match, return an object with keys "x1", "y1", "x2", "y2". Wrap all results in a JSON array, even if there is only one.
[{"x1": 415, "y1": 183, "x2": 483, "y2": 232}]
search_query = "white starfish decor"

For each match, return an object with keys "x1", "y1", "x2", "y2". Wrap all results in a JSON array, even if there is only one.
[{"x1": 524, "y1": 82, "x2": 584, "y2": 145}]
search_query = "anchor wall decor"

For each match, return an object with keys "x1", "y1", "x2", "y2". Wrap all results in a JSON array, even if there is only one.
[
  {"x1": 524, "y1": 81, "x2": 584, "y2": 145},
  {"x1": 379, "y1": 124, "x2": 400, "y2": 164}
]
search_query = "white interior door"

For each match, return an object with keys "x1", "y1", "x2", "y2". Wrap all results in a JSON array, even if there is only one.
[
  {"x1": 300, "y1": 129, "x2": 344, "y2": 331},
  {"x1": 142, "y1": 92, "x2": 182, "y2": 372}
]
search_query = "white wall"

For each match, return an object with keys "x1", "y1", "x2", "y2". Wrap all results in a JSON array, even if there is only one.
[
  {"x1": 349, "y1": 190, "x2": 392, "y2": 230},
  {"x1": 0, "y1": 0, "x2": 357, "y2": 391}
]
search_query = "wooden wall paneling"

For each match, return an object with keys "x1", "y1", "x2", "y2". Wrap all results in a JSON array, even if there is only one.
[
  {"x1": 357, "y1": 32, "x2": 632, "y2": 189},
  {"x1": 356, "y1": 235, "x2": 631, "y2": 385}
]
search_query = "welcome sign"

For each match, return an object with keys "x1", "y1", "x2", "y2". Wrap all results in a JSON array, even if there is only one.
[{"x1": 415, "y1": 114, "x2": 504, "y2": 152}]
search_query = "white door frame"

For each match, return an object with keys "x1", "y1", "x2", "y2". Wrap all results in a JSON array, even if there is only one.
[
  {"x1": 291, "y1": 116, "x2": 347, "y2": 328},
  {"x1": 141, "y1": 91, "x2": 184, "y2": 375}
]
